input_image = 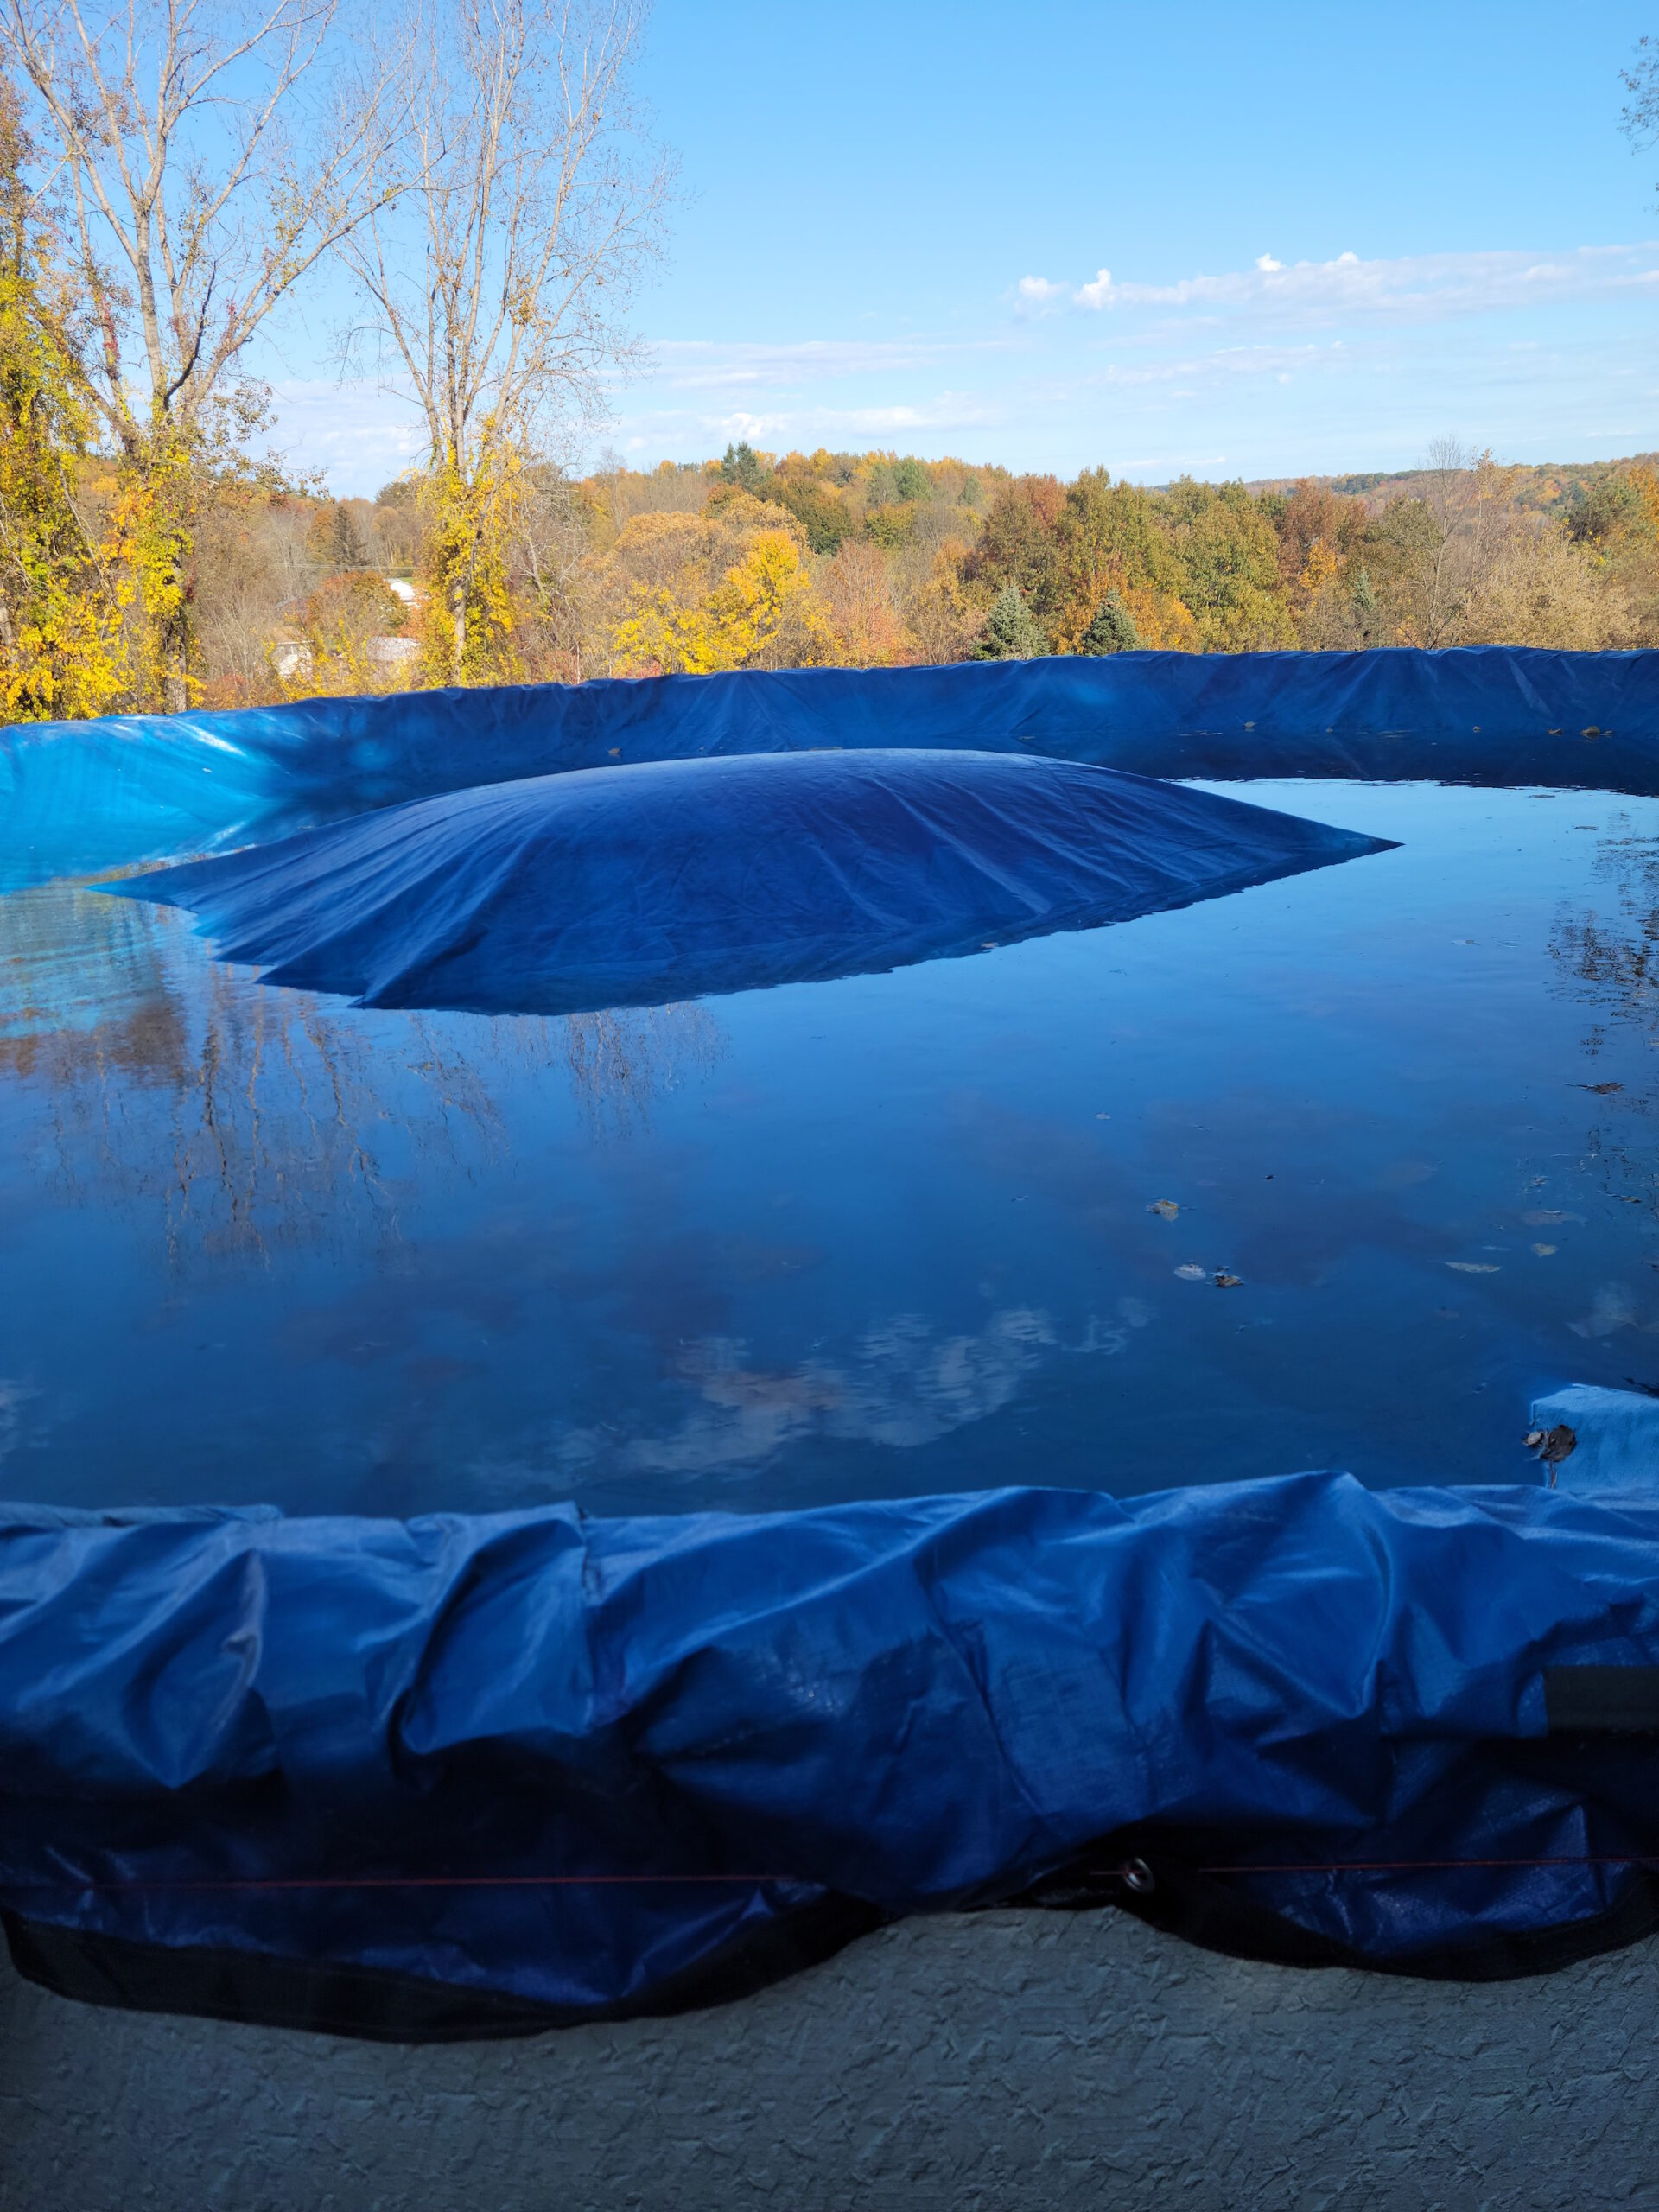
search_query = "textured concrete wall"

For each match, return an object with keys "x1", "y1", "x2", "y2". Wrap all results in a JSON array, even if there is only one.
[{"x1": 3, "y1": 1910, "x2": 1656, "y2": 2211}]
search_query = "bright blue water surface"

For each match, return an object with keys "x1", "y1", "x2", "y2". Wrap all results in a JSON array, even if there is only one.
[{"x1": 5, "y1": 779, "x2": 1659, "y2": 1515}]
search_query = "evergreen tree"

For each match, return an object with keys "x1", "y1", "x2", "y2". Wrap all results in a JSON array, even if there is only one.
[
  {"x1": 329, "y1": 502, "x2": 370, "y2": 570},
  {"x1": 1350, "y1": 566, "x2": 1378, "y2": 640},
  {"x1": 720, "y1": 441, "x2": 766, "y2": 493},
  {"x1": 1080, "y1": 592, "x2": 1141, "y2": 654},
  {"x1": 980, "y1": 583, "x2": 1046, "y2": 658}
]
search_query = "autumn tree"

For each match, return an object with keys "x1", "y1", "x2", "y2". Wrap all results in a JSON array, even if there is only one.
[
  {"x1": 510, "y1": 462, "x2": 598, "y2": 679},
  {"x1": 0, "y1": 0, "x2": 411, "y2": 704},
  {"x1": 1050, "y1": 468, "x2": 1189, "y2": 648},
  {"x1": 1158, "y1": 477, "x2": 1292, "y2": 651},
  {"x1": 965, "y1": 474, "x2": 1065, "y2": 620},
  {"x1": 605, "y1": 491, "x2": 827, "y2": 673},
  {"x1": 0, "y1": 73, "x2": 125, "y2": 715},
  {"x1": 337, "y1": 0, "x2": 671, "y2": 684},
  {"x1": 823, "y1": 537, "x2": 902, "y2": 664}
]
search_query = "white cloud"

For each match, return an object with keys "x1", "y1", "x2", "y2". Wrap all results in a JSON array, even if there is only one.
[
  {"x1": 610, "y1": 387, "x2": 1005, "y2": 457},
  {"x1": 648, "y1": 334, "x2": 1005, "y2": 391},
  {"x1": 1018, "y1": 274, "x2": 1066, "y2": 308},
  {"x1": 1046, "y1": 242, "x2": 1659, "y2": 327},
  {"x1": 265, "y1": 379, "x2": 427, "y2": 496},
  {"x1": 265, "y1": 239, "x2": 1659, "y2": 490},
  {"x1": 610, "y1": 1306, "x2": 1083, "y2": 1473}
]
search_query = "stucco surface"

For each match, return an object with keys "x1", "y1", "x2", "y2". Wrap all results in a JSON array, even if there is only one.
[{"x1": 3, "y1": 1909, "x2": 1656, "y2": 2211}]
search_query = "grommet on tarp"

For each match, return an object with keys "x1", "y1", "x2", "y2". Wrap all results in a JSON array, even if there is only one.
[{"x1": 1044, "y1": 1854, "x2": 1159, "y2": 1902}]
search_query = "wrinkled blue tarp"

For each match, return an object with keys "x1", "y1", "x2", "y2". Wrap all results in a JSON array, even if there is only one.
[
  {"x1": 4, "y1": 1474, "x2": 1659, "y2": 2020},
  {"x1": 118, "y1": 751, "x2": 1391, "y2": 1014},
  {"x1": 5, "y1": 645, "x2": 1658, "y2": 887}
]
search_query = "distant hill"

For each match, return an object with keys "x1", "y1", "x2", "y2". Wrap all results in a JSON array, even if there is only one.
[{"x1": 1245, "y1": 454, "x2": 1659, "y2": 518}]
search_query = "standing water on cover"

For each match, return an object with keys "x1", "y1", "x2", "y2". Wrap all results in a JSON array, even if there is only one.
[{"x1": 5, "y1": 781, "x2": 1659, "y2": 1515}]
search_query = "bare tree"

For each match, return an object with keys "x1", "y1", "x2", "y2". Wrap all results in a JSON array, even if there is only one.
[
  {"x1": 1624, "y1": 34, "x2": 1659, "y2": 192},
  {"x1": 1412, "y1": 437, "x2": 1516, "y2": 647},
  {"x1": 336, "y1": 0, "x2": 671, "y2": 675},
  {"x1": 0, "y1": 0, "x2": 411, "y2": 453},
  {"x1": 1416, "y1": 435, "x2": 1477, "y2": 646},
  {"x1": 511, "y1": 463, "x2": 594, "y2": 677}
]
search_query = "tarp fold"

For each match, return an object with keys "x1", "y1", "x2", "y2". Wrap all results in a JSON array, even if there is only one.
[{"x1": 6, "y1": 1474, "x2": 1659, "y2": 2031}]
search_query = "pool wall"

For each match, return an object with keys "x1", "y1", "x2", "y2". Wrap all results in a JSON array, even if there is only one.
[{"x1": 8, "y1": 645, "x2": 1659, "y2": 888}]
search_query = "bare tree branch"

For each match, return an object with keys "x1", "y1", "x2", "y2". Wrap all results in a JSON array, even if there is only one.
[
  {"x1": 1623, "y1": 35, "x2": 1659, "y2": 147},
  {"x1": 336, "y1": 0, "x2": 671, "y2": 487},
  {"x1": 0, "y1": 0, "x2": 417, "y2": 447}
]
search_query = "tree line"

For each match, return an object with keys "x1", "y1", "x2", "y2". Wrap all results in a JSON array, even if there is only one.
[{"x1": 155, "y1": 437, "x2": 1657, "y2": 707}]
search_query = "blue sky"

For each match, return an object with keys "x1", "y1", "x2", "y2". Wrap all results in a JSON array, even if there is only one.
[{"x1": 269, "y1": 1, "x2": 1659, "y2": 493}]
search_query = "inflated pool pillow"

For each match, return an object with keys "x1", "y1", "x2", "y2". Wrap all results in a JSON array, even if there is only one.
[{"x1": 117, "y1": 748, "x2": 1394, "y2": 1015}]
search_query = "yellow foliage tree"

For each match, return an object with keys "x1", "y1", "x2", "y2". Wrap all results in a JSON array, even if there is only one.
[
  {"x1": 0, "y1": 79, "x2": 126, "y2": 720},
  {"x1": 420, "y1": 444, "x2": 522, "y2": 686},
  {"x1": 1297, "y1": 541, "x2": 1343, "y2": 601},
  {"x1": 607, "y1": 494, "x2": 830, "y2": 674}
]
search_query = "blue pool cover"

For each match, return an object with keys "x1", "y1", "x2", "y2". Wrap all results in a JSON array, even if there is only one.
[{"x1": 6, "y1": 647, "x2": 1659, "y2": 2035}]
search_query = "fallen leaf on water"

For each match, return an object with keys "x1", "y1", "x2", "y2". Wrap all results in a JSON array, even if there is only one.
[
  {"x1": 1532, "y1": 1243, "x2": 1557, "y2": 1256},
  {"x1": 1174, "y1": 1263, "x2": 1207, "y2": 1281},
  {"x1": 1215, "y1": 1273, "x2": 1243, "y2": 1288},
  {"x1": 1148, "y1": 1199, "x2": 1179, "y2": 1220},
  {"x1": 1446, "y1": 1262, "x2": 1501, "y2": 1274}
]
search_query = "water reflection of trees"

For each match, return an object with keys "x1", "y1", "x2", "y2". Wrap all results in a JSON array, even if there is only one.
[
  {"x1": 1548, "y1": 817, "x2": 1659, "y2": 1039},
  {"x1": 561, "y1": 1005, "x2": 724, "y2": 1135},
  {"x1": 0, "y1": 889, "x2": 724, "y2": 1268}
]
